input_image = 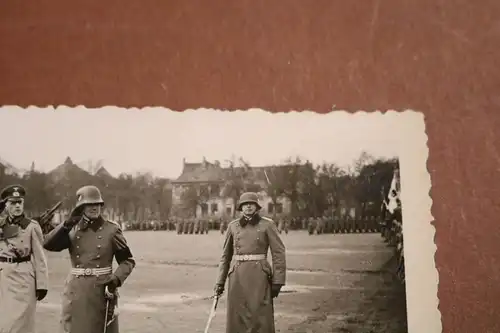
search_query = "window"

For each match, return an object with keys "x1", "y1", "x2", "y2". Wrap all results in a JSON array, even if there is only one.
[
  {"x1": 268, "y1": 203, "x2": 283, "y2": 214},
  {"x1": 211, "y1": 203, "x2": 218, "y2": 214},
  {"x1": 275, "y1": 203, "x2": 283, "y2": 214},
  {"x1": 226, "y1": 206, "x2": 232, "y2": 215},
  {"x1": 210, "y1": 184, "x2": 220, "y2": 196},
  {"x1": 199, "y1": 185, "x2": 209, "y2": 198}
]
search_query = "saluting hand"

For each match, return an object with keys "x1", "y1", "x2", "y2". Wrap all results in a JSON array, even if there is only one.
[
  {"x1": 36, "y1": 289, "x2": 47, "y2": 301},
  {"x1": 63, "y1": 207, "x2": 83, "y2": 229}
]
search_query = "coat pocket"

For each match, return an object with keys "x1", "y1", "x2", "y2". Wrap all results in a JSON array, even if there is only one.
[
  {"x1": 258, "y1": 261, "x2": 273, "y2": 280},
  {"x1": 227, "y1": 263, "x2": 236, "y2": 277}
]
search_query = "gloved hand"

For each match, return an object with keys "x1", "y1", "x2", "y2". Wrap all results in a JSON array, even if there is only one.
[
  {"x1": 36, "y1": 289, "x2": 47, "y2": 301},
  {"x1": 100, "y1": 275, "x2": 121, "y2": 293},
  {"x1": 271, "y1": 284, "x2": 283, "y2": 298},
  {"x1": 214, "y1": 283, "x2": 224, "y2": 297},
  {"x1": 63, "y1": 207, "x2": 83, "y2": 229}
]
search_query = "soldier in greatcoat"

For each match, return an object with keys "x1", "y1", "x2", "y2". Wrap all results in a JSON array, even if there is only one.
[
  {"x1": 43, "y1": 185, "x2": 135, "y2": 333},
  {"x1": 214, "y1": 192, "x2": 286, "y2": 333},
  {"x1": 0, "y1": 185, "x2": 49, "y2": 333}
]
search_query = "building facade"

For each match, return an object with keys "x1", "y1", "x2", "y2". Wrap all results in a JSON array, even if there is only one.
[{"x1": 171, "y1": 158, "x2": 293, "y2": 219}]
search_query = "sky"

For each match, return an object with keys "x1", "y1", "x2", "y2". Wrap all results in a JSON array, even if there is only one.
[{"x1": 0, "y1": 106, "x2": 404, "y2": 179}]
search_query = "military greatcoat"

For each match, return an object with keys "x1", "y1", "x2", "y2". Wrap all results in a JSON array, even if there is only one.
[
  {"x1": 0, "y1": 215, "x2": 49, "y2": 333},
  {"x1": 43, "y1": 216, "x2": 135, "y2": 333},
  {"x1": 216, "y1": 215, "x2": 286, "y2": 333}
]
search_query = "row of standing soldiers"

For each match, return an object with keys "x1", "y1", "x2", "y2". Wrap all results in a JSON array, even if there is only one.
[
  {"x1": 124, "y1": 215, "x2": 383, "y2": 235},
  {"x1": 284, "y1": 216, "x2": 381, "y2": 235}
]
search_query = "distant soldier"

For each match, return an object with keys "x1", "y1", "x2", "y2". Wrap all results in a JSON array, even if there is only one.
[
  {"x1": 220, "y1": 218, "x2": 227, "y2": 234},
  {"x1": 283, "y1": 218, "x2": 289, "y2": 234},
  {"x1": 214, "y1": 192, "x2": 286, "y2": 333},
  {"x1": 370, "y1": 216, "x2": 377, "y2": 233},
  {"x1": 315, "y1": 216, "x2": 323, "y2": 235},
  {"x1": 183, "y1": 218, "x2": 189, "y2": 234},
  {"x1": 203, "y1": 218, "x2": 209, "y2": 234},
  {"x1": 0, "y1": 185, "x2": 49, "y2": 333},
  {"x1": 43, "y1": 185, "x2": 135, "y2": 333},
  {"x1": 194, "y1": 218, "x2": 200, "y2": 234},
  {"x1": 307, "y1": 217, "x2": 315, "y2": 235},
  {"x1": 175, "y1": 218, "x2": 183, "y2": 234},
  {"x1": 332, "y1": 216, "x2": 339, "y2": 233},
  {"x1": 323, "y1": 215, "x2": 331, "y2": 234}
]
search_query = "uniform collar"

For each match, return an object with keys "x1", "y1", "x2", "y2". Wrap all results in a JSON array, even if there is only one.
[
  {"x1": 239, "y1": 213, "x2": 260, "y2": 227},
  {"x1": 7, "y1": 214, "x2": 30, "y2": 229},
  {"x1": 79, "y1": 215, "x2": 104, "y2": 232}
]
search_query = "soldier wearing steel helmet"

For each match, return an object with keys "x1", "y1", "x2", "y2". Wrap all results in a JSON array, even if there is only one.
[
  {"x1": 0, "y1": 185, "x2": 49, "y2": 333},
  {"x1": 214, "y1": 192, "x2": 286, "y2": 333},
  {"x1": 43, "y1": 185, "x2": 136, "y2": 333}
]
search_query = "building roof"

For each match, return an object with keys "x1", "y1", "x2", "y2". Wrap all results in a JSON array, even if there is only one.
[
  {"x1": 172, "y1": 159, "x2": 302, "y2": 185},
  {"x1": 48, "y1": 156, "x2": 91, "y2": 182},
  {"x1": 173, "y1": 160, "x2": 227, "y2": 183},
  {"x1": 95, "y1": 166, "x2": 113, "y2": 178},
  {"x1": 0, "y1": 157, "x2": 28, "y2": 176}
]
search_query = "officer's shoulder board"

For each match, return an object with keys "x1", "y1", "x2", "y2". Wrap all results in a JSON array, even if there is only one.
[
  {"x1": 228, "y1": 218, "x2": 239, "y2": 225},
  {"x1": 106, "y1": 219, "x2": 122, "y2": 229},
  {"x1": 29, "y1": 218, "x2": 40, "y2": 226},
  {"x1": 260, "y1": 216, "x2": 275, "y2": 224}
]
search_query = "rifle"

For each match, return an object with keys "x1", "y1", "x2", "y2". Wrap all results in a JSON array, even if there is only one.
[{"x1": 35, "y1": 201, "x2": 62, "y2": 234}]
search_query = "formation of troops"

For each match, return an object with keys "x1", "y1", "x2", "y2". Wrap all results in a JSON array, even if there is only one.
[
  {"x1": 124, "y1": 214, "x2": 385, "y2": 235},
  {"x1": 0, "y1": 181, "x2": 404, "y2": 333}
]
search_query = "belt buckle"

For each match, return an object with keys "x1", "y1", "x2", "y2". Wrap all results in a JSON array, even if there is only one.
[
  {"x1": 84, "y1": 268, "x2": 92, "y2": 276},
  {"x1": 243, "y1": 255, "x2": 249, "y2": 261}
]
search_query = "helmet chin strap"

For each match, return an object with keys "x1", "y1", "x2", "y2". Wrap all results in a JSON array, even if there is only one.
[
  {"x1": 243, "y1": 210, "x2": 257, "y2": 219},
  {"x1": 82, "y1": 212, "x2": 98, "y2": 221}
]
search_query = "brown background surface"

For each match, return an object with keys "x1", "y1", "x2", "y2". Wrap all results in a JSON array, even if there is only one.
[{"x1": 1, "y1": 1, "x2": 499, "y2": 332}]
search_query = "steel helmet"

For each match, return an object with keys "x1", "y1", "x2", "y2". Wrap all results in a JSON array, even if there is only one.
[
  {"x1": 237, "y1": 192, "x2": 262, "y2": 211},
  {"x1": 75, "y1": 185, "x2": 104, "y2": 209}
]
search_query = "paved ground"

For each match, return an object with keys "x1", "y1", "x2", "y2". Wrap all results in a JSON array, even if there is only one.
[{"x1": 35, "y1": 230, "x2": 407, "y2": 332}]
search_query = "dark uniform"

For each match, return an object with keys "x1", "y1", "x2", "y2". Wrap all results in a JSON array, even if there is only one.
[
  {"x1": 215, "y1": 192, "x2": 286, "y2": 333},
  {"x1": 307, "y1": 217, "x2": 315, "y2": 235},
  {"x1": 0, "y1": 185, "x2": 49, "y2": 333},
  {"x1": 43, "y1": 185, "x2": 135, "y2": 333}
]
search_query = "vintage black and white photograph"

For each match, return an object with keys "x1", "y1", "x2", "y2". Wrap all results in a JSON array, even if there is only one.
[{"x1": 0, "y1": 106, "x2": 438, "y2": 333}]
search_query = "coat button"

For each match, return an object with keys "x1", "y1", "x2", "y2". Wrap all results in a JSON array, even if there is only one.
[
  {"x1": 98, "y1": 236, "x2": 102, "y2": 239},
  {"x1": 96, "y1": 264, "x2": 100, "y2": 268},
  {"x1": 96, "y1": 254, "x2": 100, "y2": 259},
  {"x1": 76, "y1": 255, "x2": 80, "y2": 258},
  {"x1": 77, "y1": 236, "x2": 81, "y2": 239},
  {"x1": 97, "y1": 245, "x2": 101, "y2": 249},
  {"x1": 99, "y1": 227, "x2": 103, "y2": 231},
  {"x1": 76, "y1": 246, "x2": 80, "y2": 249}
]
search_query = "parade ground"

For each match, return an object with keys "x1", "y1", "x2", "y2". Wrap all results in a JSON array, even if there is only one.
[{"x1": 35, "y1": 230, "x2": 407, "y2": 333}]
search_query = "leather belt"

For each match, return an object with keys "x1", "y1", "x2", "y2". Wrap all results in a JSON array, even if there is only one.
[
  {"x1": 234, "y1": 254, "x2": 267, "y2": 261},
  {"x1": 71, "y1": 267, "x2": 112, "y2": 277},
  {"x1": 0, "y1": 256, "x2": 31, "y2": 263}
]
